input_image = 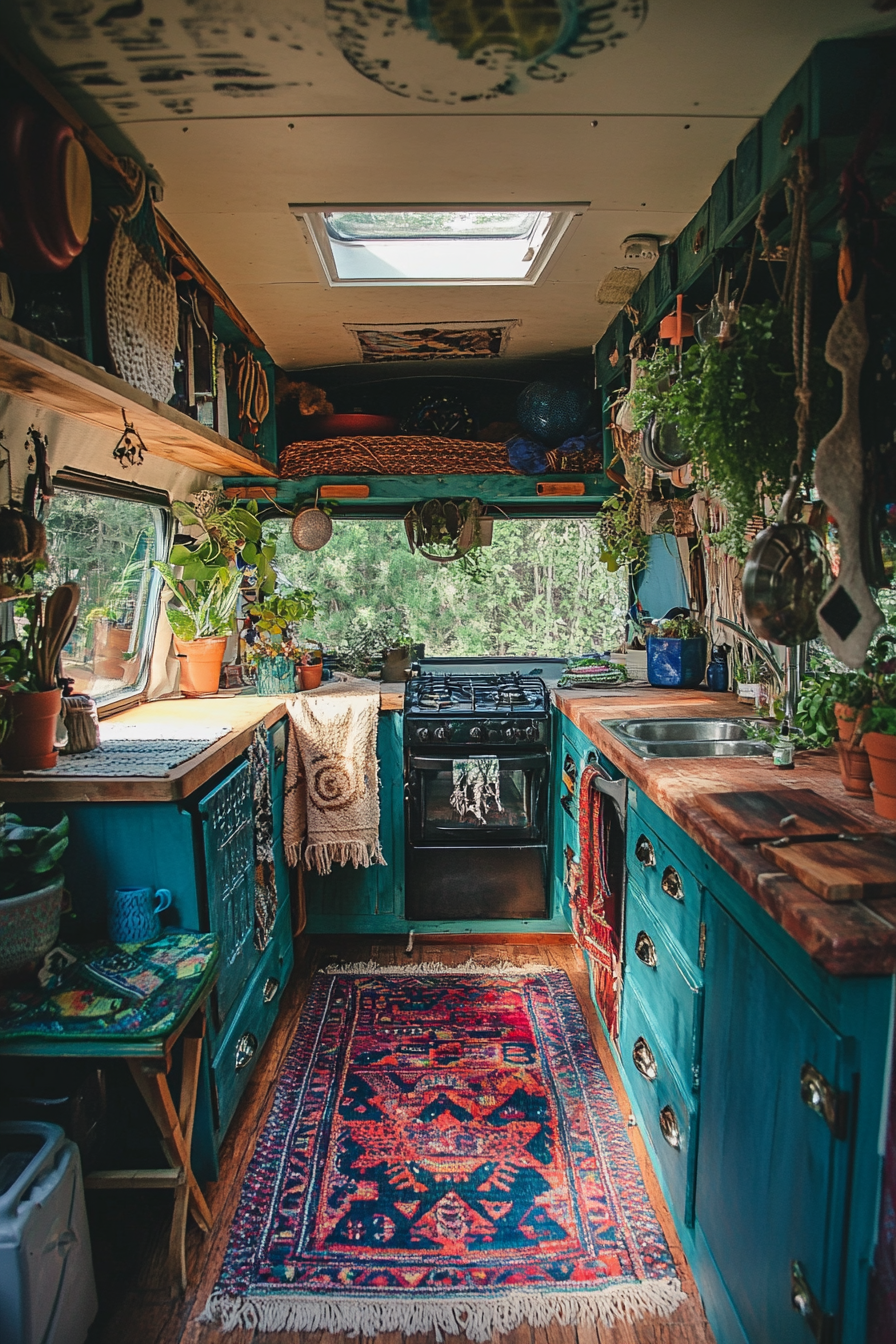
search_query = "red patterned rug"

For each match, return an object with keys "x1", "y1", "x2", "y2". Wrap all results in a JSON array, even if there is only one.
[{"x1": 202, "y1": 963, "x2": 686, "y2": 1338}]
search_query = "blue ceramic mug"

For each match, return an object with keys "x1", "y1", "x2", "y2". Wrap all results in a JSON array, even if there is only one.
[{"x1": 107, "y1": 886, "x2": 173, "y2": 945}]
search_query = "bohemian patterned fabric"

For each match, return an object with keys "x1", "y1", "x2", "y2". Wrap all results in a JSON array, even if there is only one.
[
  {"x1": 203, "y1": 964, "x2": 685, "y2": 1338},
  {"x1": 574, "y1": 765, "x2": 622, "y2": 1040}
]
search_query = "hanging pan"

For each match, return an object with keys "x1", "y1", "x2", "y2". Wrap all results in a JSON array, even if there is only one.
[
  {"x1": 290, "y1": 492, "x2": 333, "y2": 552},
  {"x1": 742, "y1": 469, "x2": 830, "y2": 646}
]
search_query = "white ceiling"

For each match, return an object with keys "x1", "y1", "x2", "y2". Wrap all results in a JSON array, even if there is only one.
[{"x1": 8, "y1": 1, "x2": 893, "y2": 369}]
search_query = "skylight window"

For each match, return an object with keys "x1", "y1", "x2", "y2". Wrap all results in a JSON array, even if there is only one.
[{"x1": 293, "y1": 205, "x2": 585, "y2": 287}]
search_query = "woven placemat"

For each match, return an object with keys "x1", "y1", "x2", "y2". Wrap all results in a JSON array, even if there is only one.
[{"x1": 23, "y1": 724, "x2": 231, "y2": 777}]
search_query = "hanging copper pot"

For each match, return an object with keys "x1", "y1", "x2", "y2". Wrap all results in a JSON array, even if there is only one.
[{"x1": 0, "y1": 101, "x2": 92, "y2": 272}]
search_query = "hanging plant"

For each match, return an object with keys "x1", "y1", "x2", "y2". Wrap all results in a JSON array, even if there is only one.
[
  {"x1": 404, "y1": 498, "x2": 492, "y2": 581},
  {"x1": 623, "y1": 302, "x2": 840, "y2": 556},
  {"x1": 598, "y1": 487, "x2": 649, "y2": 574}
]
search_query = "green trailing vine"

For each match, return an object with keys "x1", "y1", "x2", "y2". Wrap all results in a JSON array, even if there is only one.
[
  {"x1": 598, "y1": 488, "x2": 649, "y2": 574},
  {"x1": 624, "y1": 302, "x2": 840, "y2": 557}
]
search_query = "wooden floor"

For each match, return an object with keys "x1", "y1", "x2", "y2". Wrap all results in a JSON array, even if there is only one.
[{"x1": 84, "y1": 937, "x2": 715, "y2": 1344}]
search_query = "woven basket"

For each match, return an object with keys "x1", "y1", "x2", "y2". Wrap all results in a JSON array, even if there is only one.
[{"x1": 280, "y1": 435, "x2": 604, "y2": 479}]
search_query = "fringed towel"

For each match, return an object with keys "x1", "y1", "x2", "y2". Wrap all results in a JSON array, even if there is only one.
[
  {"x1": 284, "y1": 679, "x2": 386, "y2": 875},
  {"x1": 250, "y1": 724, "x2": 277, "y2": 951},
  {"x1": 450, "y1": 755, "x2": 502, "y2": 824},
  {"x1": 574, "y1": 764, "x2": 622, "y2": 1040}
]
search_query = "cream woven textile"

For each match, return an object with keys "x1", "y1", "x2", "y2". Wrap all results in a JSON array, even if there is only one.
[
  {"x1": 105, "y1": 165, "x2": 178, "y2": 404},
  {"x1": 284, "y1": 679, "x2": 386, "y2": 875}
]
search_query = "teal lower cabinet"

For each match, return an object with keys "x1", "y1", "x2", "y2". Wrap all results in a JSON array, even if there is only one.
[
  {"x1": 306, "y1": 709, "x2": 571, "y2": 935},
  {"x1": 618, "y1": 787, "x2": 892, "y2": 1344},
  {"x1": 18, "y1": 719, "x2": 294, "y2": 1185}
]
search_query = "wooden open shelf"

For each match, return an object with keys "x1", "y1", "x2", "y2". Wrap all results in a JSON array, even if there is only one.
[{"x1": 0, "y1": 316, "x2": 274, "y2": 479}]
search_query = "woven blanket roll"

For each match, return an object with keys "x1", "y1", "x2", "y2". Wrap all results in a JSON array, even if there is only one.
[{"x1": 284, "y1": 680, "x2": 386, "y2": 874}]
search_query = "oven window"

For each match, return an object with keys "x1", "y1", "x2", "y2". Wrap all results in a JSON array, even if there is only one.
[
  {"x1": 415, "y1": 758, "x2": 545, "y2": 841},
  {"x1": 40, "y1": 486, "x2": 169, "y2": 704}
]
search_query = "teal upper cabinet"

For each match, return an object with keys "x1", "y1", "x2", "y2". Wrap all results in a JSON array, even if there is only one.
[{"x1": 698, "y1": 897, "x2": 850, "y2": 1343}]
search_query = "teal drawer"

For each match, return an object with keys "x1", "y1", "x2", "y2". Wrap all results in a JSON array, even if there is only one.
[
  {"x1": 620, "y1": 980, "x2": 698, "y2": 1228},
  {"x1": 625, "y1": 884, "x2": 703, "y2": 1094},
  {"x1": 626, "y1": 813, "x2": 703, "y2": 967},
  {"x1": 211, "y1": 908, "x2": 293, "y2": 1138}
]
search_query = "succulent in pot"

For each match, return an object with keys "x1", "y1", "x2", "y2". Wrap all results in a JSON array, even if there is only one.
[
  {"x1": 0, "y1": 583, "x2": 80, "y2": 770},
  {"x1": 0, "y1": 809, "x2": 69, "y2": 977},
  {"x1": 153, "y1": 561, "x2": 242, "y2": 697}
]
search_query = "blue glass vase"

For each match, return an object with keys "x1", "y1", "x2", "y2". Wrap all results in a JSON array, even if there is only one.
[{"x1": 255, "y1": 656, "x2": 296, "y2": 696}]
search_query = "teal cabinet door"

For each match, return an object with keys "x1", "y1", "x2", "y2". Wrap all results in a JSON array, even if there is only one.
[
  {"x1": 698, "y1": 897, "x2": 851, "y2": 1343},
  {"x1": 198, "y1": 760, "x2": 259, "y2": 1022}
]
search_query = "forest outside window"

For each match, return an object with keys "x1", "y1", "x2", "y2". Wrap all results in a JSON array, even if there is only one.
[
  {"x1": 295, "y1": 207, "x2": 584, "y2": 286},
  {"x1": 42, "y1": 486, "x2": 169, "y2": 704}
]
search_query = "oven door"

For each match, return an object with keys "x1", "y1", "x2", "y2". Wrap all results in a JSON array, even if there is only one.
[{"x1": 406, "y1": 750, "x2": 548, "y2": 846}]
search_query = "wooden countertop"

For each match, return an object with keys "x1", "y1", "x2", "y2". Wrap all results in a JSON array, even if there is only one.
[
  {"x1": 554, "y1": 688, "x2": 896, "y2": 978},
  {"x1": 0, "y1": 684, "x2": 405, "y2": 803}
]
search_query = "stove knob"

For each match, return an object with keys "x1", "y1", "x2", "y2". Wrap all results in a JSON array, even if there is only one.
[
  {"x1": 469, "y1": 726, "x2": 482, "y2": 742},
  {"x1": 526, "y1": 725, "x2": 537, "y2": 740},
  {"x1": 505, "y1": 727, "x2": 515, "y2": 741},
  {"x1": 417, "y1": 727, "x2": 429, "y2": 742},
  {"x1": 434, "y1": 725, "x2": 450, "y2": 741}
]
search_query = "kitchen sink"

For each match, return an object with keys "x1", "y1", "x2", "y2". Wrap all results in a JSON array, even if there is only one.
[{"x1": 602, "y1": 718, "x2": 772, "y2": 758}]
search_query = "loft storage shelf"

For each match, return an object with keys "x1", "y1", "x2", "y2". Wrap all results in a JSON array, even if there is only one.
[
  {"x1": 224, "y1": 474, "x2": 610, "y2": 513},
  {"x1": 0, "y1": 316, "x2": 273, "y2": 479}
]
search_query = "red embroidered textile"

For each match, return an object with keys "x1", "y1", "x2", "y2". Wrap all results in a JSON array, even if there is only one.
[{"x1": 574, "y1": 765, "x2": 621, "y2": 1038}]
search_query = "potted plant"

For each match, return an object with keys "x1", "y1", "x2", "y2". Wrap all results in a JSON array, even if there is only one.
[
  {"x1": 153, "y1": 562, "x2": 241, "y2": 697},
  {"x1": 404, "y1": 498, "x2": 492, "y2": 579},
  {"x1": 0, "y1": 583, "x2": 80, "y2": 770},
  {"x1": 244, "y1": 588, "x2": 316, "y2": 695},
  {"x1": 863, "y1": 688, "x2": 896, "y2": 819},
  {"x1": 0, "y1": 809, "x2": 69, "y2": 977},
  {"x1": 646, "y1": 613, "x2": 707, "y2": 689}
]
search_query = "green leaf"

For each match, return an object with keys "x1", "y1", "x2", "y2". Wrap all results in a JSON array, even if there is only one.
[
  {"x1": 169, "y1": 543, "x2": 196, "y2": 566},
  {"x1": 172, "y1": 502, "x2": 201, "y2": 526}
]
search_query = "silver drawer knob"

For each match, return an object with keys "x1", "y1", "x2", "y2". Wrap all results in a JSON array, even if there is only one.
[
  {"x1": 632, "y1": 1036, "x2": 658, "y2": 1081},
  {"x1": 659, "y1": 1104, "x2": 681, "y2": 1149},
  {"x1": 235, "y1": 1032, "x2": 258, "y2": 1072},
  {"x1": 635, "y1": 835, "x2": 656, "y2": 867},
  {"x1": 661, "y1": 865, "x2": 684, "y2": 901},
  {"x1": 635, "y1": 930, "x2": 657, "y2": 967}
]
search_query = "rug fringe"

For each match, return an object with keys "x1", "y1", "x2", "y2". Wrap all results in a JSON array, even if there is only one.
[
  {"x1": 201, "y1": 1279, "x2": 687, "y2": 1340},
  {"x1": 323, "y1": 957, "x2": 554, "y2": 976}
]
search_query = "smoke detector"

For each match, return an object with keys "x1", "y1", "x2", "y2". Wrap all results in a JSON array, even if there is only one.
[{"x1": 621, "y1": 234, "x2": 662, "y2": 261}]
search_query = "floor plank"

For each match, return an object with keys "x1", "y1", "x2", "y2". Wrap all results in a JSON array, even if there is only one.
[{"x1": 84, "y1": 935, "x2": 714, "y2": 1344}]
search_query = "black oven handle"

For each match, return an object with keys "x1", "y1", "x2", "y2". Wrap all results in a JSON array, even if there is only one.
[{"x1": 409, "y1": 753, "x2": 548, "y2": 772}]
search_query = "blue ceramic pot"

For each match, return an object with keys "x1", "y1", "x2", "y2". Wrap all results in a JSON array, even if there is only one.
[
  {"x1": 647, "y1": 636, "x2": 707, "y2": 689},
  {"x1": 256, "y1": 656, "x2": 297, "y2": 695}
]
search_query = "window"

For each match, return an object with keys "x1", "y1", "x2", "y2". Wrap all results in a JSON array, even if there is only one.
[
  {"x1": 41, "y1": 485, "x2": 169, "y2": 704},
  {"x1": 266, "y1": 517, "x2": 626, "y2": 657},
  {"x1": 295, "y1": 206, "x2": 585, "y2": 286}
]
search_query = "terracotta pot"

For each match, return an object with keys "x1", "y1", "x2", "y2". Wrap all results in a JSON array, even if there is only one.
[
  {"x1": 93, "y1": 621, "x2": 133, "y2": 680},
  {"x1": 834, "y1": 702, "x2": 869, "y2": 748},
  {"x1": 174, "y1": 636, "x2": 227, "y2": 697},
  {"x1": 300, "y1": 660, "x2": 323, "y2": 690},
  {"x1": 864, "y1": 731, "x2": 896, "y2": 821},
  {"x1": 0, "y1": 878, "x2": 64, "y2": 977},
  {"x1": 0, "y1": 688, "x2": 63, "y2": 770},
  {"x1": 835, "y1": 740, "x2": 873, "y2": 796}
]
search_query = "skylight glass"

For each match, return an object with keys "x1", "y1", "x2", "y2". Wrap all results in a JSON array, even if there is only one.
[
  {"x1": 325, "y1": 211, "x2": 541, "y2": 240},
  {"x1": 295, "y1": 205, "x2": 585, "y2": 287}
]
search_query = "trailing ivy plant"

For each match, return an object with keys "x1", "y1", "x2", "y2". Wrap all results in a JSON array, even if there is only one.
[
  {"x1": 624, "y1": 302, "x2": 840, "y2": 556},
  {"x1": 598, "y1": 488, "x2": 648, "y2": 574}
]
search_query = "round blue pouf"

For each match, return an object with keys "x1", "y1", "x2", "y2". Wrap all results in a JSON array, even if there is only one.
[{"x1": 516, "y1": 382, "x2": 592, "y2": 448}]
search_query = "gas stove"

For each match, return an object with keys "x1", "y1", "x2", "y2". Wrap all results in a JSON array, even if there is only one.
[{"x1": 404, "y1": 673, "x2": 549, "y2": 747}]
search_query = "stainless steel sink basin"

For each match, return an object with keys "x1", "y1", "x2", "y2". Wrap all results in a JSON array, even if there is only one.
[{"x1": 602, "y1": 718, "x2": 771, "y2": 759}]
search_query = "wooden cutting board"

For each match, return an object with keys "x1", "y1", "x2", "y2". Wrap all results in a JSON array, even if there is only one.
[
  {"x1": 697, "y1": 789, "x2": 874, "y2": 843},
  {"x1": 758, "y1": 836, "x2": 896, "y2": 902}
]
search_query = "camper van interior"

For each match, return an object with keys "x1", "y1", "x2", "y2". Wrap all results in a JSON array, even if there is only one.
[{"x1": 1, "y1": 4, "x2": 896, "y2": 1343}]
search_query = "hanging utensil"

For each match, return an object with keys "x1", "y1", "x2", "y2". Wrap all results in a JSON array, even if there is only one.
[
  {"x1": 291, "y1": 490, "x2": 333, "y2": 552},
  {"x1": 742, "y1": 468, "x2": 830, "y2": 646}
]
